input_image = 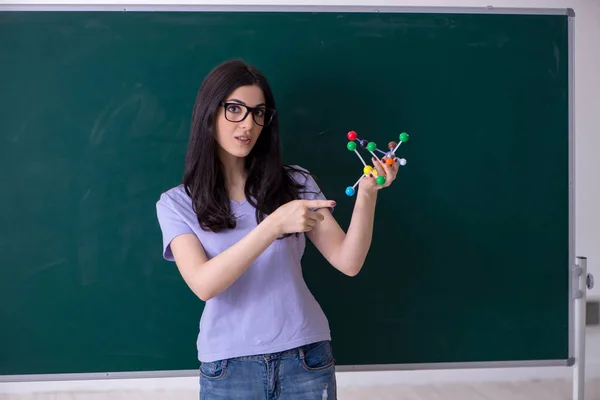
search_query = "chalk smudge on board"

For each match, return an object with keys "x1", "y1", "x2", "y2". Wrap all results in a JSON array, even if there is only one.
[
  {"x1": 89, "y1": 83, "x2": 161, "y2": 146},
  {"x1": 550, "y1": 42, "x2": 560, "y2": 78},
  {"x1": 80, "y1": 188, "x2": 91, "y2": 204},
  {"x1": 24, "y1": 258, "x2": 66, "y2": 278}
]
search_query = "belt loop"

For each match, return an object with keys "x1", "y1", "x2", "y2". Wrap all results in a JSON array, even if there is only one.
[{"x1": 298, "y1": 345, "x2": 305, "y2": 360}]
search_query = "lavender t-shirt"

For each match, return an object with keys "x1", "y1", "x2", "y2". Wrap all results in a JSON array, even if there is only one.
[{"x1": 155, "y1": 166, "x2": 332, "y2": 362}]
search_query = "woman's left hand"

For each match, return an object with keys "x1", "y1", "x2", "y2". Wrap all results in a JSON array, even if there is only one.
[{"x1": 358, "y1": 156, "x2": 400, "y2": 194}]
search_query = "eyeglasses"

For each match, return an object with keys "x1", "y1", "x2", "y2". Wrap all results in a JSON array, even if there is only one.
[{"x1": 220, "y1": 102, "x2": 276, "y2": 127}]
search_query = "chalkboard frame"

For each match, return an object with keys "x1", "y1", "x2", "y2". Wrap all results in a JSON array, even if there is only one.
[{"x1": 0, "y1": 4, "x2": 576, "y2": 382}]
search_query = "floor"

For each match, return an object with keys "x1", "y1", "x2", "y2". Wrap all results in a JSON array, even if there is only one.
[{"x1": 1, "y1": 378, "x2": 599, "y2": 400}]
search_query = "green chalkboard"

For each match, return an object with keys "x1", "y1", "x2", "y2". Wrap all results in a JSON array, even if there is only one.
[{"x1": 0, "y1": 7, "x2": 572, "y2": 378}]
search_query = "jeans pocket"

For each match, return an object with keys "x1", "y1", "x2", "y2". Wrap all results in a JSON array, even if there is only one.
[
  {"x1": 299, "y1": 341, "x2": 335, "y2": 372},
  {"x1": 199, "y1": 359, "x2": 227, "y2": 380}
]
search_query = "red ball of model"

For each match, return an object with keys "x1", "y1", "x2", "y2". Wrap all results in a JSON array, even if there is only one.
[{"x1": 347, "y1": 131, "x2": 357, "y2": 141}]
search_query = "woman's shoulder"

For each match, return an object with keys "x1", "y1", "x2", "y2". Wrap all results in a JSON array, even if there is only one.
[
  {"x1": 156, "y1": 184, "x2": 192, "y2": 212},
  {"x1": 283, "y1": 164, "x2": 313, "y2": 183},
  {"x1": 283, "y1": 164, "x2": 326, "y2": 200}
]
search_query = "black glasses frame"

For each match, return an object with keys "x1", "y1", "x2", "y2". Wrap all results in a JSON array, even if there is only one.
[{"x1": 220, "y1": 102, "x2": 276, "y2": 127}]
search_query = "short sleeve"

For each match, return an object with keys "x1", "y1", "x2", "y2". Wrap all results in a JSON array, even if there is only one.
[
  {"x1": 156, "y1": 195, "x2": 194, "y2": 261},
  {"x1": 293, "y1": 166, "x2": 334, "y2": 213}
]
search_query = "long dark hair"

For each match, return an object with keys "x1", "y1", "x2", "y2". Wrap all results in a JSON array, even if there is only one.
[{"x1": 183, "y1": 59, "x2": 313, "y2": 235}]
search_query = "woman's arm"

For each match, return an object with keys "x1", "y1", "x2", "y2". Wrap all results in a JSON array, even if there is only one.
[
  {"x1": 307, "y1": 189, "x2": 377, "y2": 276},
  {"x1": 169, "y1": 220, "x2": 280, "y2": 301},
  {"x1": 168, "y1": 198, "x2": 333, "y2": 301},
  {"x1": 307, "y1": 158, "x2": 399, "y2": 276}
]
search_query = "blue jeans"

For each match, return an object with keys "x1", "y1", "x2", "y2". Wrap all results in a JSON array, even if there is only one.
[{"x1": 199, "y1": 340, "x2": 337, "y2": 400}]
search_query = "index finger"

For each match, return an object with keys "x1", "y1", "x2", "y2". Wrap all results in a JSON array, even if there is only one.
[
  {"x1": 303, "y1": 199, "x2": 336, "y2": 209},
  {"x1": 372, "y1": 157, "x2": 385, "y2": 177}
]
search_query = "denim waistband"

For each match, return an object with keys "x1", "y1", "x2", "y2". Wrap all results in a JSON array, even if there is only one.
[{"x1": 227, "y1": 340, "x2": 327, "y2": 362}]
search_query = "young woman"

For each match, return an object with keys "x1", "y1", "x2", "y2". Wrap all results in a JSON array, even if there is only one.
[{"x1": 156, "y1": 59, "x2": 399, "y2": 399}]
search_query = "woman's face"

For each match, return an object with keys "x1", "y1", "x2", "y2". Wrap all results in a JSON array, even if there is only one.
[{"x1": 215, "y1": 84, "x2": 266, "y2": 161}]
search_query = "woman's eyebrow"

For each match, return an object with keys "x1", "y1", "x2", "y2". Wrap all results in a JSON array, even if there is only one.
[{"x1": 225, "y1": 98, "x2": 266, "y2": 107}]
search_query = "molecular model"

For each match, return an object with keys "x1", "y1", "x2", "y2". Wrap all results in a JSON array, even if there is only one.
[{"x1": 345, "y1": 130, "x2": 409, "y2": 196}]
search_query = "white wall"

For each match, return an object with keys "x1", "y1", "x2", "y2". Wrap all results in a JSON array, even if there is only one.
[{"x1": 1, "y1": 0, "x2": 598, "y2": 396}]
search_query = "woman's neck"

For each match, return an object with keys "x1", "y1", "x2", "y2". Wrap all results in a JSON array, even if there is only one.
[{"x1": 220, "y1": 153, "x2": 247, "y2": 202}]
